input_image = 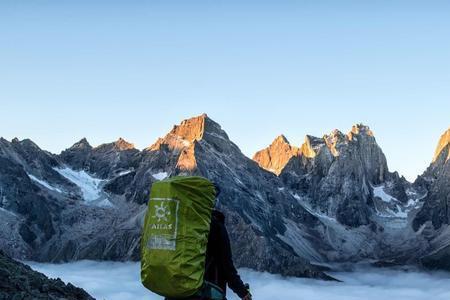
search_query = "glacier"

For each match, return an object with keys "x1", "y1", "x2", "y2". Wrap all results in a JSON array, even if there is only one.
[{"x1": 54, "y1": 167, "x2": 103, "y2": 201}]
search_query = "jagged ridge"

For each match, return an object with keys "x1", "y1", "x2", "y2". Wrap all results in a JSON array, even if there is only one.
[{"x1": 1, "y1": 114, "x2": 450, "y2": 276}]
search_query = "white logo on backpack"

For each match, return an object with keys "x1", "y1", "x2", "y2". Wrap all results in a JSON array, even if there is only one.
[
  {"x1": 147, "y1": 198, "x2": 179, "y2": 251},
  {"x1": 153, "y1": 202, "x2": 171, "y2": 222}
]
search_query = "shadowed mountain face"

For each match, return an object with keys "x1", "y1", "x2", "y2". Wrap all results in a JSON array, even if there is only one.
[
  {"x1": 60, "y1": 137, "x2": 141, "y2": 179},
  {"x1": 0, "y1": 114, "x2": 450, "y2": 276},
  {"x1": 414, "y1": 129, "x2": 450, "y2": 231},
  {"x1": 411, "y1": 128, "x2": 450, "y2": 269},
  {"x1": 278, "y1": 124, "x2": 391, "y2": 228}
]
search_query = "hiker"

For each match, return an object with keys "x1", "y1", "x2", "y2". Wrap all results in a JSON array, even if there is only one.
[
  {"x1": 141, "y1": 176, "x2": 252, "y2": 300},
  {"x1": 202, "y1": 209, "x2": 252, "y2": 300}
]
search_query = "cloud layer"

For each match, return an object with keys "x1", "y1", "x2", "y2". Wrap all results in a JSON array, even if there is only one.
[{"x1": 28, "y1": 261, "x2": 450, "y2": 300}]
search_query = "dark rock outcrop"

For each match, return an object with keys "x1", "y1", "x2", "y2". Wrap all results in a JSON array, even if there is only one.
[
  {"x1": 60, "y1": 137, "x2": 140, "y2": 179},
  {"x1": 279, "y1": 124, "x2": 390, "y2": 228},
  {"x1": 0, "y1": 250, "x2": 94, "y2": 300},
  {"x1": 411, "y1": 128, "x2": 450, "y2": 271}
]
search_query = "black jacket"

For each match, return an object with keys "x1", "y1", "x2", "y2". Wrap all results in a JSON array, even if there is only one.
[{"x1": 204, "y1": 210, "x2": 248, "y2": 298}]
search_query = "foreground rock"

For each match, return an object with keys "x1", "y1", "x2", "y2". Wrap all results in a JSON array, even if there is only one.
[{"x1": 0, "y1": 250, "x2": 94, "y2": 300}]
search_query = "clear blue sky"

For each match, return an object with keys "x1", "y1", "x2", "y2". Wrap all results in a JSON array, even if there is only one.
[{"x1": 1, "y1": 1, "x2": 449, "y2": 181}]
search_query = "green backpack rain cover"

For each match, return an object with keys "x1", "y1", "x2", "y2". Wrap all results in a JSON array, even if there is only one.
[{"x1": 141, "y1": 176, "x2": 216, "y2": 298}]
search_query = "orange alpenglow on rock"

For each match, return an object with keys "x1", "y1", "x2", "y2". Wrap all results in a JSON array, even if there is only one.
[
  {"x1": 348, "y1": 124, "x2": 374, "y2": 137},
  {"x1": 114, "y1": 137, "x2": 135, "y2": 150},
  {"x1": 432, "y1": 128, "x2": 450, "y2": 163},
  {"x1": 253, "y1": 124, "x2": 379, "y2": 175},
  {"x1": 253, "y1": 135, "x2": 300, "y2": 175},
  {"x1": 147, "y1": 114, "x2": 210, "y2": 152},
  {"x1": 146, "y1": 114, "x2": 228, "y2": 172},
  {"x1": 300, "y1": 135, "x2": 324, "y2": 158},
  {"x1": 324, "y1": 129, "x2": 346, "y2": 157},
  {"x1": 176, "y1": 144, "x2": 197, "y2": 171}
]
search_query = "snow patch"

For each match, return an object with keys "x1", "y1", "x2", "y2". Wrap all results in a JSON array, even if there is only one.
[
  {"x1": 387, "y1": 205, "x2": 408, "y2": 218},
  {"x1": 181, "y1": 139, "x2": 191, "y2": 147},
  {"x1": 373, "y1": 185, "x2": 425, "y2": 220},
  {"x1": 373, "y1": 185, "x2": 397, "y2": 203},
  {"x1": 98, "y1": 199, "x2": 114, "y2": 208},
  {"x1": 55, "y1": 167, "x2": 103, "y2": 201},
  {"x1": 152, "y1": 172, "x2": 168, "y2": 181},
  {"x1": 27, "y1": 174, "x2": 62, "y2": 193},
  {"x1": 204, "y1": 131, "x2": 228, "y2": 141},
  {"x1": 118, "y1": 170, "x2": 133, "y2": 176},
  {"x1": 0, "y1": 206, "x2": 17, "y2": 218},
  {"x1": 291, "y1": 193, "x2": 337, "y2": 223}
]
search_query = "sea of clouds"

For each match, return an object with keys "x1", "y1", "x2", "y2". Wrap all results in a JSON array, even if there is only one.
[{"x1": 28, "y1": 261, "x2": 450, "y2": 300}]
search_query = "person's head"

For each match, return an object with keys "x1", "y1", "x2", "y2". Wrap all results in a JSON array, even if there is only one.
[
  {"x1": 212, "y1": 182, "x2": 222, "y2": 209},
  {"x1": 211, "y1": 208, "x2": 225, "y2": 223},
  {"x1": 213, "y1": 182, "x2": 221, "y2": 198}
]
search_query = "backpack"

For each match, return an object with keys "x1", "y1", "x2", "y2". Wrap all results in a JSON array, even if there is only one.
[{"x1": 141, "y1": 176, "x2": 217, "y2": 299}]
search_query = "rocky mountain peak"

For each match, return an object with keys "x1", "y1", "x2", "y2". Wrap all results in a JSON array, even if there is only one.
[
  {"x1": 325, "y1": 129, "x2": 345, "y2": 141},
  {"x1": 348, "y1": 123, "x2": 374, "y2": 138},
  {"x1": 59, "y1": 138, "x2": 93, "y2": 171},
  {"x1": 113, "y1": 138, "x2": 135, "y2": 151},
  {"x1": 170, "y1": 114, "x2": 207, "y2": 142},
  {"x1": 300, "y1": 135, "x2": 326, "y2": 158},
  {"x1": 173, "y1": 113, "x2": 228, "y2": 142},
  {"x1": 69, "y1": 138, "x2": 92, "y2": 151},
  {"x1": 274, "y1": 134, "x2": 290, "y2": 144},
  {"x1": 253, "y1": 134, "x2": 300, "y2": 175},
  {"x1": 324, "y1": 130, "x2": 346, "y2": 156},
  {"x1": 11, "y1": 139, "x2": 54, "y2": 160},
  {"x1": 432, "y1": 128, "x2": 450, "y2": 163},
  {"x1": 11, "y1": 138, "x2": 39, "y2": 150},
  {"x1": 148, "y1": 114, "x2": 229, "y2": 151}
]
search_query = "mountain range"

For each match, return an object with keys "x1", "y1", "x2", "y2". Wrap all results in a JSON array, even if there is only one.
[{"x1": 1, "y1": 113, "x2": 450, "y2": 279}]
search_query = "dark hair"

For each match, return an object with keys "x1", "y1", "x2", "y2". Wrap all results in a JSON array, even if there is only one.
[{"x1": 213, "y1": 183, "x2": 221, "y2": 197}]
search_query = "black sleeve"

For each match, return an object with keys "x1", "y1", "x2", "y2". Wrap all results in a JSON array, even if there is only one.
[{"x1": 218, "y1": 222, "x2": 248, "y2": 298}]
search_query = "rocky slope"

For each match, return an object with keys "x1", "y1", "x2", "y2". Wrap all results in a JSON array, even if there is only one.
[
  {"x1": 259, "y1": 124, "x2": 427, "y2": 263},
  {"x1": 0, "y1": 136, "x2": 143, "y2": 262},
  {"x1": 414, "y1": 128, "x2": 450, "y2": 230},
  {"x1": 279, "y1": 124, "x2": 398, "y2": 227},
  {"x1": 1, "y1": 114, "x2": 450, "y2": 276},
  {"x1": 0, "y1": 250, "x2": 94, "y2": 300}
]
